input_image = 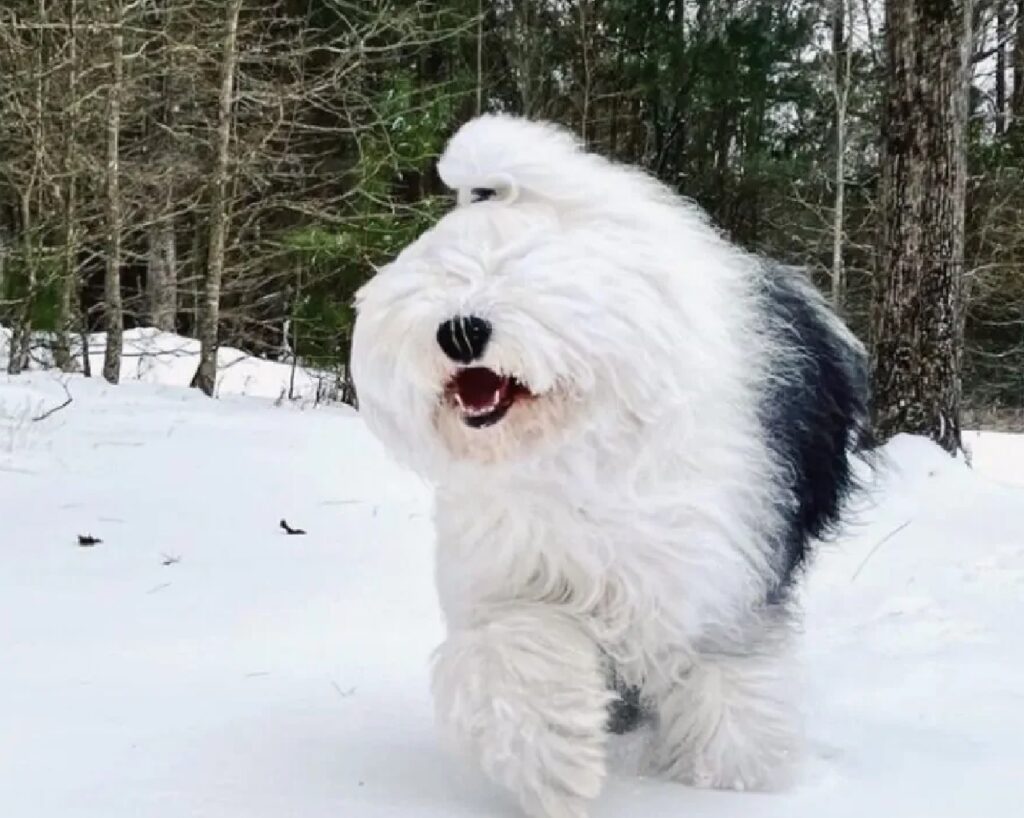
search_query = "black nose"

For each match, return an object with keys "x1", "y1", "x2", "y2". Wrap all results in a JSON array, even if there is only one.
[{"x1": 436, "y1": 316, "x2": 492, "y2": 363}]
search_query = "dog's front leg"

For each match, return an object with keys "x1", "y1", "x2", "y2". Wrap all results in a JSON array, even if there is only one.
[{"x1": 432, "y1": 604, "x2": 613, "y2": 818}]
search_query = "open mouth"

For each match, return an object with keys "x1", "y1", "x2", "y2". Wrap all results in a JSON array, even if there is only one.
[{"x1": 445, "y1": 367, "x2": 532, "y2": 428}]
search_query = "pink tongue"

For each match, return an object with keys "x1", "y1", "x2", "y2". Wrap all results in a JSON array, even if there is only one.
[{"x1": 455, "y1": 368, "x2": 506, "y2": 410}]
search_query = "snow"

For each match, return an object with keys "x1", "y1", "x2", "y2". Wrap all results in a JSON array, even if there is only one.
[
  {"x1": 2, "y1": 345, "x2": 1023, "y2": 817},
  {"x1": 1, "y1": 326, "x2": 331, "y2": 401}
]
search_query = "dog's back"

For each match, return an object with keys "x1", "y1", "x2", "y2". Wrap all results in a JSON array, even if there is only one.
[{"x1": 758, "y1": 264, "x2": 871, "y2": 593}]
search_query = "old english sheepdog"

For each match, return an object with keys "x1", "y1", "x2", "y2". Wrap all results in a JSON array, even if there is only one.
[{"x1": 351, "y1": 115, "x2": 869, "y2": 818}]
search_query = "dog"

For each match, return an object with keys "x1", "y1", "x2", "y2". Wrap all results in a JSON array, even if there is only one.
[{"x1": 351, "y1": 115, "x2": 869, "y2": 818}]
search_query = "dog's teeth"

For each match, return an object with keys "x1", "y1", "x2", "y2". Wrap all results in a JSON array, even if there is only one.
[{"x1": 455, "y1": 390, "x2": 503, "y2": 418}]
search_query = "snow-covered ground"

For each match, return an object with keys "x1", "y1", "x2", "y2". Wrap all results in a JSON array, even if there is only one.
[
  {"x1": 2, "y1": 347, "x2": 1023, "y2": 817},
  {"x1": 1, "y1": 326, "x2": 331, "y2": 401}
]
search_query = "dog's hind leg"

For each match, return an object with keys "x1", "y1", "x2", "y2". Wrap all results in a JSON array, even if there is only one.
[
  {"x1": 432, "y1": 604, "x2": 612, "y2": 818},
  {"x1": 646, "y1": 607, "x2": 801, "y2": 792}
]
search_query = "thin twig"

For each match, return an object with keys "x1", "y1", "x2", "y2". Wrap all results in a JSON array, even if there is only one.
[
  {"x1": 330, "y1": 680, "x2": 356, "y2": 698},
  {"x1": 851, "y1": 519, "x2": 913, "y2": 582},
  {"x1": 32, "y1": 381, "x2": 73, "y2": 422}
]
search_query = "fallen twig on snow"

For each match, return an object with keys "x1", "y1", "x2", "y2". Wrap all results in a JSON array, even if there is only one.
[
  {"x1": 32, "y1": 381, "x2": 73, "y2": 422},
  {"x1": 280, "y1": 519, "x2": 306, "y2": 535},
  {"x1": 851, "y1": 518, "x2": 913, "y2": 582}
]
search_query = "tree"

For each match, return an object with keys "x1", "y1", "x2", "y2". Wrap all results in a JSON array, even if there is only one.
[
  {"x1": 996, "y1": 1, "x2": 1009, "y2": 135},
  {"x1": 145, "y1": 0, "x2": 179, "y2": 334},
  {"x1": 191, "y1": 0, "x2": 243, "y2": 397},
  {"x1": 102, "y1": 0, "x2": 125, "y2": 384},
  {"x1": 3, "y1": 0, "x2": 49, "y2": 375},
  {"x1": 872, "y1": 0, "x2": 974, "y2": 454},
  {"x1": 53, "y1": 0, "x2": 81, "y2": 372},
  {"x1": 831, "y1": 0, "x2": 854, "y2": 313}
]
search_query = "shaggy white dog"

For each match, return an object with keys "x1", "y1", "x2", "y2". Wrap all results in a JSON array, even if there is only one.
[{"x1": 351, "y1": 115, "x2": 869, "y2": 818}]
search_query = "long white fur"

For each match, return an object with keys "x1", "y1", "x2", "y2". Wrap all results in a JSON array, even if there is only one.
[{"x1": 351, "y1": 115, "x2": 803, "y2": 818}]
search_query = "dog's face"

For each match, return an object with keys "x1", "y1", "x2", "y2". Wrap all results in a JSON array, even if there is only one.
[
  {"x1": 351, "y1": 198, "x2": 683, "y2": 473},
  {"x1": 352, "y1": 202, "x2": 576, "y2": 469},
  {"x1": 350, "y1": 116, "x2": 714, "y2": 476}
]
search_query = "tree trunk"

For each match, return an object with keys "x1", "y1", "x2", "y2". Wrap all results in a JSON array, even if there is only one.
[
  {"x1": 187, "y1": 221, "x2": 203, "y2": 338},
  {"x1": 192, "y1": 0, "x2": 243, "y2": 396},
  {"x1": 8, "y1": 0, "x2": 47, "y2": 376},
  {"x1": 512, "y1": 0, "x2": 535, "y2": 117},
  {"x1": 146, "y1": 0, "x2": 178, "y2": 335},
  {"x1": 832, "y1": 0, "x2": 850, "y2": 313},
  {"x1": 148, "y1": 217, "x2": 177, "y2": 331},
  {"x1": 872, "y1": 0, "x2": 972, "y2": 455},
  {"x1": 997, "y1": 2, "x2": 1008, "y2": 134},
  {"x1": 1013, "y1": 0, "x2": 1024, "y2": 120},
  {"x1": 578, "y1": 0, "x2": 591, "y2": 144},
  {"x1": 102, "y1": 1, "x2": 124, "y2": 385},
  {"x1": 475, "y1": 0, "x2": 483, "y2": 115},
  {"x1": 0, "y1": 226, "x2": 7, "y2": 313},
  {"x1": 8, "y1": 193, "x2": 35, "y2": 375},
  {"x1": 54, "y1": 0, "x2": 79, "y2": 372}
]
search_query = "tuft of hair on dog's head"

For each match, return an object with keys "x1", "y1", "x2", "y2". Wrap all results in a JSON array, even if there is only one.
[
  {"x1": 438, "y1": 116, "x2": 582, "y2": 207},
  {"x1": 437, "y1": 115, "x2": 683, "y2": 217}
]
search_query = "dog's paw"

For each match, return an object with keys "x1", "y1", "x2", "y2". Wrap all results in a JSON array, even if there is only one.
[
  {"x1": 454, "y1": 667, "x2": 608, "y2": 818},
  {"x1": 649, "y1": 698, "x2": 799, "y2": 792},
  {"x1": 663, "y1": 740, "x2": 796, "y2": 793},
  {"x1": 647, "y1": 653, "x2": 800, "y2": 793},
  {"x1": 432, "y1": 609, "x2": 612, "y2": 818},
  {"x1": 518, "y1": 786, "x2": 592, "y2": 818},
  {"x1": 512, "y1": 730, "x2": 604, "y2": 818}
]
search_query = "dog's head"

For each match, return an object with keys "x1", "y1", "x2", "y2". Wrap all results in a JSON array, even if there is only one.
[{"x1": 351, "y1": 116, "x2": 736, "y2": 475}]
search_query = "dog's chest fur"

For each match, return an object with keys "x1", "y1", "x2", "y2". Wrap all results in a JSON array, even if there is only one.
[{"x1": 433, "y1": 477, "x2": 752, "y2": 688}]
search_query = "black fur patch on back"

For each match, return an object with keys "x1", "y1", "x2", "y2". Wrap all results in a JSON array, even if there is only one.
[{"x1": 759, "y1": 265, "x2": 870, "y2": 597}]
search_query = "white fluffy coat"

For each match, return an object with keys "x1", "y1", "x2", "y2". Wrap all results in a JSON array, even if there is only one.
[{"x1": 351, "y1": 116, "x2": 811, "y2": 818}]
